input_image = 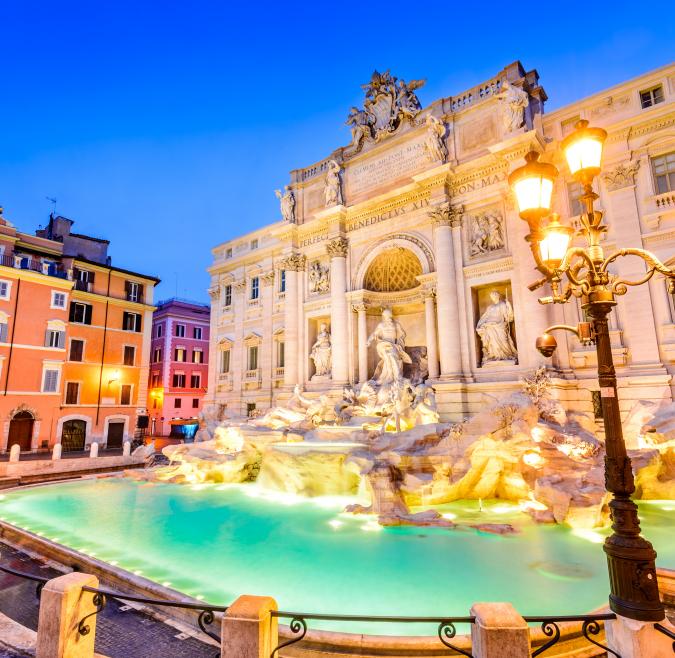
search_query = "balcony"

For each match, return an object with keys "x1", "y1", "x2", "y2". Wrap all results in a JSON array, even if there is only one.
[
  {"x1": 0, "y1": 255, "x2": 70, "y2": 279},
  {"x1": 274, "y1": 367, "x2": 285, "y2": 379},
  {"x1": 217, "y1": 372, "x2": 232, "y2": 392},
  {"x1": 244, "y1": 368, "x2": 261, "y2": 390},
  {"x1": 643, "y1": 191, "x2": 675, "y2": 229}
]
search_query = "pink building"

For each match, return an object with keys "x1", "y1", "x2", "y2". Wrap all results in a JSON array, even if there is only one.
[{"x1": 148, "y1": 298, "x2": 210, "y2": 438}]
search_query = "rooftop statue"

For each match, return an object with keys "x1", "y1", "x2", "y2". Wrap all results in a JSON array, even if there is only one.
[
  {"x1": 495, "y1": 79, "x2": 529, "y2": 133},
  {"x1": 324, "y1": 160, "x2": 343, "y2": 207},
  {"x1": 275, "y1": 186, "x2": 296, "y2": 223}
]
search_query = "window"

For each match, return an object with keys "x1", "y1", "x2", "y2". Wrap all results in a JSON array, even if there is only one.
[
  {"x1": 51, "y1": 291, "x2": 66, "y2": 309},
  {"x1": 250, "y1": 239, "x2": 259, "y2": 250},
  {"x1": 0, "y1": 280, "x2": 9, "y2": 300},
  {"x1": 152, "y1": 398, "x2": 158, "y2": 409},
  {"x1": 279, "y1": 270, "x2": 286, "y2": 293},
  {"x1": 65, "y1": 382, "x2": 79, "y2": 405},
  {"x1": 123, "y1": 345, "x2": 135, "y2": 366},
  {"x1": 277, "y1": 341, "x2": 285, "y2": 368},
  {"x1": 190, "y1": 374, "x2": 201, "y2": 388},
  {"x1": 567, "y1": 180, "x2": 585, "y2": 216},
  {"x1": 250, "y1": 277, "x2": 259, "y2": 300},
  {"x1": 652, "y1": 152, "x2": 675, "y2": 195},
  {"x1": 0, "y1": 321, "x2": 8, "y2": 343},
  {"x1": 122, "y1": 312, "x2": 142, "y2": 332},
  {"x1": 120, "y1": 384, "x2": 132, "y2": 405},
  {"x1": 156, "y1": 323, "x2": 163, "y2": 338},
  {"x1": 225, "y1": 247, "x2": 233, "y2": 259},
  {"x1": 172, "y1": 373, "x2": 186, "y2": 387},
  {"x1": 45, "y1": 329, "x2": 65, "y2": 349},
  {"x1": 224, "y1": 285, "x2": 232, "y2": 307},
  {"x1": 69, "y1": 339, "x2": 84, "y2": 362},
  {"x1": 174, "y1": 398, "x2": 182, "y2": 408},
  {"x1": 193, "y1": 327, "x2": 203, "y2": 340},
  {"x1": 42, "y1": 368, "x2": 59, "y2": 393},
  {"x1": 151, "y1": 373, "x2": 160, "y2": 388},
  {"x1": 174, "y1": 347, "x2": 186, "y2": 362},
  {"x1": 175, "y1": 324, "x2": 185, "y2": 337},
  {"x1": 248, "y1": 345, "x2": 258, "y2": 370},
  {"x1": 192, "y1": 398, "x2": 199, "y2": 409},
  {"x1": 246, "y1": 403, "x2": 256, "y2": 417},
  {"x1": 192, "y1": 349, "x2": 203, "y2": 364},
  {"x1": 153, "y1": 348, "x2": 162, "y2": 363},
  {"x1": 220, "y1": 349, "x2": 231, "y2": 374},
  {"x1": 69, "y1": 302, "x2": 93, "y2": 325},
  {"x1": 125, "y1": 281, "x2": 143, "y2": 303},
  {"x1": 74, "y1": 268, "x2": 94, "y2": 292},
  {"x1": 640, "y1": 85, "x2": 664, "y2": 109}
]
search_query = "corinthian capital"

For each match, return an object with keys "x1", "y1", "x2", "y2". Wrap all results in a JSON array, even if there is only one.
[
  {"x1": 281, "y1": 252, "x2": 306, "y2": 271},
  {"x1": 428, "y1": 201, "x2": 464, "y2": 228},
  {"x1": 326, "y1": 236, "x2": 349, "y2": 258}
]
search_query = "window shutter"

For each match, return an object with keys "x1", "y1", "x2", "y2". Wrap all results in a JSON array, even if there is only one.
[
  {"x1": 57, "y1": 331, "x2": 65, "y2": 349},
  {"x1": 45, "y1": 330, "x2": 51, "y2": 347},
  {"x1": 89, "y1": 271, "x2": 95, "y2": 284},
  {"x1": 84, "y1": 304, "x2": 93, "y2": 325},
  {"x1": 138, "y1": 284, "x2": 144, "y2": 302},
  {"x1": 0, "y1": 323, "x2": 7, "y2": 343},
  {"x1": 135, "y1": 314, "x2": 141, "y2": 332},
  {"x1": 124, "y1": 281, "x2": 130, "y2": 296},
  {"x1": 69, "y1": 303, "x2": 76, "y2": 322}
]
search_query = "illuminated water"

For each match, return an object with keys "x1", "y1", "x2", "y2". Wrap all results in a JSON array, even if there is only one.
[{"x1": 1, "y1": 478, "x2": 673, "y2": 635}]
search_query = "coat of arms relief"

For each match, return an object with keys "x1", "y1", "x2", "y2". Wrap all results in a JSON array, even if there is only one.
[{"x1": 346, "y1": 70, "x2": 426, "y2": 153}]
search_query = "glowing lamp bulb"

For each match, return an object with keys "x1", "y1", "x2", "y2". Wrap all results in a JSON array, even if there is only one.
[
  {"x1": 538, "y1": 214, "x2": 573, "y2": 269},
  {"x1": 508, "y1": 151, "x2": 558, "y2": 227},
  {"x1": 561, "y1": 119, "x2": 607, "y2": 185}
]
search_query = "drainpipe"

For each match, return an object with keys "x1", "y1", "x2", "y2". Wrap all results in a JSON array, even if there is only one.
[
  {"x1": 4, "y1": 278, "x2": 21, "y2": 395},
  {"x1": 95, "y1": 269, "x2": 112, "y2": 427}
]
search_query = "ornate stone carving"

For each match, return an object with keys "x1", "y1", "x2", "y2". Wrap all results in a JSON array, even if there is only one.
[
  {"x1": 207, "y1": 285, "x2": 220, "y2": 300},
  {"x1": 280, "y1": 253, "x2": 306, "y2": 272},
  {"x1": 469, "y1": 209, "x2": 505, "y2": 257},
  {"x1": 495, "y1": 80, "x2": 529, "y2": 133},
  {"x1": 345, "y1": 70, "x2": 425, "y2": 151},
  {"x1": 476, "y1": 290, "x2": 518, "y2": 365},
  {"x1": 603, "y1": 160, "x2": 641, "y2": 191},
  {"x1": 352, "y1": 303, "x2": 367, "y2": 314},
  {"x1": 422, "y1": 285, "x2": 436, "y2": 300},
  {"x1": 428, "y1": 202, "x2": 464, "y2": 228},
  {"x1": 310, "y1": 322, "x2": 332, "y2": 379},
  {"x1": 234, "y1": 280, "x2": 247, "y2": 292},
  {"x1": 324, "y1": 160, "x2": 343, "y2": 207},
  {"x1": 275, "y1": 186, "x2": 296, "y2": 223},
  {"x1": 308, "y1": 260, "x2": 330, "y2": 294},
  {"x1": 367, "y1": 308, "x2": 412, "y2": 388},
  {"x1": 326, "y1": 237, "x2": 349, "y2": 258},
  {"x1": 260, "y1": 271, "x2": 275, "y2": 287},
  {"x1": 423, "y1": 115, "x2": 448, "y2": 163}
]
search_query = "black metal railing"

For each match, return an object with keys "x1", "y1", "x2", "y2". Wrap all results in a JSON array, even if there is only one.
[
  {"x1": 270, "y1": 611, "x2": 475, "y2": 657},
  {"x1": 523, "y1": 614, "x2": 619, "y2": 657},
  {"x1": 655, "y1": 622, "x2": 675, "y2": 652},
  {"x1": 0, "y1": 562, "x2": 49, "y2": 599}
]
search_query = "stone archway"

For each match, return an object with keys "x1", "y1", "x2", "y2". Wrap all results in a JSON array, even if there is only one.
[
  {"x1": 364, "y1": 247, "x2": 423, "y2": 292},
  {"x1": 8, "y1": 411, "x2": 34, "y2": 452}
]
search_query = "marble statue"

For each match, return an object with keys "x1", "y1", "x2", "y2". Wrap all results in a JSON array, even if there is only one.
[
  {"x1": 470, "y1": 211, "x2": 505, "y2": 256},
  {"x1": 252, "y1": 384, "x2": 331, "y2": 429},
  {"x1": 346, "y1": 106, "x2": 374, "y2": 152},
  {"x1": 412, "y1": 383, "x2": 440, "y2": 425},
  {"x1": 310, "y1": 322, "x2": 332, "y2": 379},
  {"x1": 367, "y1": 308, "x2": 412, "y2": 386},
  {"x1": 423, "y1": 115, "x2": 447, "y2": 163},
  {"x1": 324, "y1": 160, "x2": 343, "y2": 206},
  {"x1": 275, "y1": 186, "x2": 295, "y2": 223},
  {"x1": 308, "y1": 260, "x2": 330, "y2": 294},
  {"x1": 495, "y1": 80, "x2": 529, "y2": 133},
  {"x1": 476, "y1": 291, "x2": 518, "y2": 364}
]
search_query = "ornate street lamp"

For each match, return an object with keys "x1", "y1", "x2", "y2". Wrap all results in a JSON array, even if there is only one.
[{"x1": 509, "y1": 120, "x2": 675, "y2": 622}]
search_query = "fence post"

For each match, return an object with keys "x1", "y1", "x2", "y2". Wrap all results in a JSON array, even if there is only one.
[
  {"x1": 9, "y1": 444, "x2": 20, "y2": 462},
  {"x1": 89, "y1": 442, "x2": 99, "y2": 458},
  {"x1": 123, "y1": 441, "x2": 131, "y2": 457},
  {"x1": 605, "y1": 615, "x2": 675, "y2": 657},
  {"x1": 470, "y1": 602, "x2": 530, "y2": 658},
  {"x1": 52, "y1": 443, "x2": 62, "y2": 460},
  {"x1": 221, "y1": 595, "x2": 278, "y2": 658},
  {"x1": 36, "y1": 572, "x2": 99, "y2": 658}
]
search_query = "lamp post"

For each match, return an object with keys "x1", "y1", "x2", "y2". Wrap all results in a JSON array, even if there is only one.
[{"x1": 508, "y1": 120, "x2": 674, "y2": 622}]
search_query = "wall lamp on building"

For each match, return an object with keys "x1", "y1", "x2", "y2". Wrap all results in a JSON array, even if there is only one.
[
  {"x1": 108, "y1": 369, "x2": 121, "y2": 386},
  {"x1": 509, "y1": 119, "x2": 675, "y2": 623}
]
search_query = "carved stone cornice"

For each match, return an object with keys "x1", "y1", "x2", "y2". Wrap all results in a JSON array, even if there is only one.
[
  {"x1": 207, "y1": 285, "x2": 220, "y2": 301},
  {"x1": 326, "y1": 236, "x2": 349, "y2": 258},
  {"x1": 260, "y1": 271, "x2": 276, "y2": 287},
  {"x1": 233, "y1": 280, "x2": 247, "y2": 292},
  {"x1": 428, "y1": 201, "x2": 464, "y2": 228},
  {"x1": 603, "y1": 160, "x2": 640, "y2": 192},
  {"x1": 352, "y1": 303, "x2": 367, "y2": 314},
  {"x1": 281, "y1": 252, "x2": 307, "y2": 271}
]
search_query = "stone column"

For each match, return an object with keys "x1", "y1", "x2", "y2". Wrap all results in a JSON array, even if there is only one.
[
  {"x1": 470, "y1": 602, "x2": 530, "y2": 658},
  {"x1": 430, "y1": 203, "x2": 463, "y2": 378},
  {"x1": 327, "y1": 237, "x2": 350, "y2": 384},
  {"x1": 353, "y1": 303, "x2": 368, "y2": 384},
  {"x1": 451, "y1": 216, "x2": 473, "y2": 377},
  {"x1": 259, "y1": 272, "x2": 275, "y2": 396},
  {"x1": 423, "y1": 289, "x2": 440, "y2": 379},
  {"x1": 221, "y1": 595, "x2": 278, "y2": 658},
  {"x1": 281, "y1": 254, "x2": 305, "y2": 388}
]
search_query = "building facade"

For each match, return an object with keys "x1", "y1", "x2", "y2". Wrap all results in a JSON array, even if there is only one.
[
  {"x1": 207, "y1": 61, "x2": 675, "y2": 422},
  {"x1": 148, "y1": 299, "x2": 210, "y2": 437},
  {"x1": 0, "y1": 212, "x2": 159, "y2": 452}
]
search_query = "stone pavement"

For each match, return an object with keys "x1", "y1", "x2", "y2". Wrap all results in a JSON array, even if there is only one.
[{"x1": 0, "y1": 542, "x2": 217, "y2": 658}]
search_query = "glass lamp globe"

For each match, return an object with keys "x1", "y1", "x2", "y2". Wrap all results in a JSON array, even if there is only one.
[
  {"x1": 538, "y1": 214, "x2": 574, "y2": 269},
  {"x1": 508, "y1": 151, "x2": 558, "y2": 227},
  {"x1": 561, "y1": 119, "x2": 607, "y2": 185}
]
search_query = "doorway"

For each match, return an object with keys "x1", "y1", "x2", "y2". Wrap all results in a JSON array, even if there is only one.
[
  {"x1": 106, "y1": 421, "x2": 125, "y2": 449},
  {"x1": 8, "y1": 411, "x2": 34, "y2": 452},
  {"x1": 61, "y1": 419, "x2": 86, "y2": 452}
]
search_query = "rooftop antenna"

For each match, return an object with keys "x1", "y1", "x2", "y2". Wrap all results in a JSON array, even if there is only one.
[{"x1": 46, "y1": 196, "x2": 57, "y2": 216}]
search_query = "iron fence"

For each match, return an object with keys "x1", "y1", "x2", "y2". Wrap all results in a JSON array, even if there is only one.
[{"x1": 523, "y1": 614, "x2": 618, "y2": 657}]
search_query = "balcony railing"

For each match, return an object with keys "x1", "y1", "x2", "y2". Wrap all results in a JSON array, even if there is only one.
[
  {"x1": 274, "y1": 367, "x2": 285, "y2": 379},
  {"x1": 0, "y1": 255, "x2": 70, "y2": 279}
]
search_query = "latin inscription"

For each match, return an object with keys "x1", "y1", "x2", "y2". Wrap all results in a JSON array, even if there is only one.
[
  {"x1": 346, "y1": 198, "x2": 429, "y2": 232},
  {"x1": 451, "y1": 172, "x2": 506, "y2": 196}
]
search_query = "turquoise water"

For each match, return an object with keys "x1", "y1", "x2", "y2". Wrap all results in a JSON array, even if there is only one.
[{"x1": 0, "y1": 478, "x2": 673, "y2": 635}]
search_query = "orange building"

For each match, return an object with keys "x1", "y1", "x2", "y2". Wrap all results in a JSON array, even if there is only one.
[{"x1": 0, "y1": 210, "x2": 159, "y2": 452}]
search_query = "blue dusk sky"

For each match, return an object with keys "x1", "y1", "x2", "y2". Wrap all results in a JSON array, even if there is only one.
[{"x1": 1, "y1": 1, "x2": 674, "y2": 301}]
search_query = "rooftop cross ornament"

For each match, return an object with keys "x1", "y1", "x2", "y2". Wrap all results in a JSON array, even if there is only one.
[{"x1": 509, "y1": 119, "x2": 675, "y2": 623}]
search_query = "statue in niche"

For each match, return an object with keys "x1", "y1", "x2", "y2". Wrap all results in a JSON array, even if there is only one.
[
  {"x1": 367, "y1": 308, "x2": 412, "y2": 386},
  {"x1": 310, "y1": 322, "x2": 332, "y2": 379},
  {"x1": 423, "y1": 115, "x2": 448, "y2": 163},
  {"x1": 495, "y1": 80, "x2": 529, "y2": 133},
  {"x1": 308, "y1": 260, "x2": 330, "y2": 294},
  {"x1": 275, "y1": 186, "x2": 295, "y2": 223},
  {"x1": 476, "y1": 291, "x2": 518, "y2": 365},
  {"x1": 324, "y1": 160, "x2": 343, "y2": 207},
  {"x1": 470, "y1": 211, "x2": 505, "y2": 256}
]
